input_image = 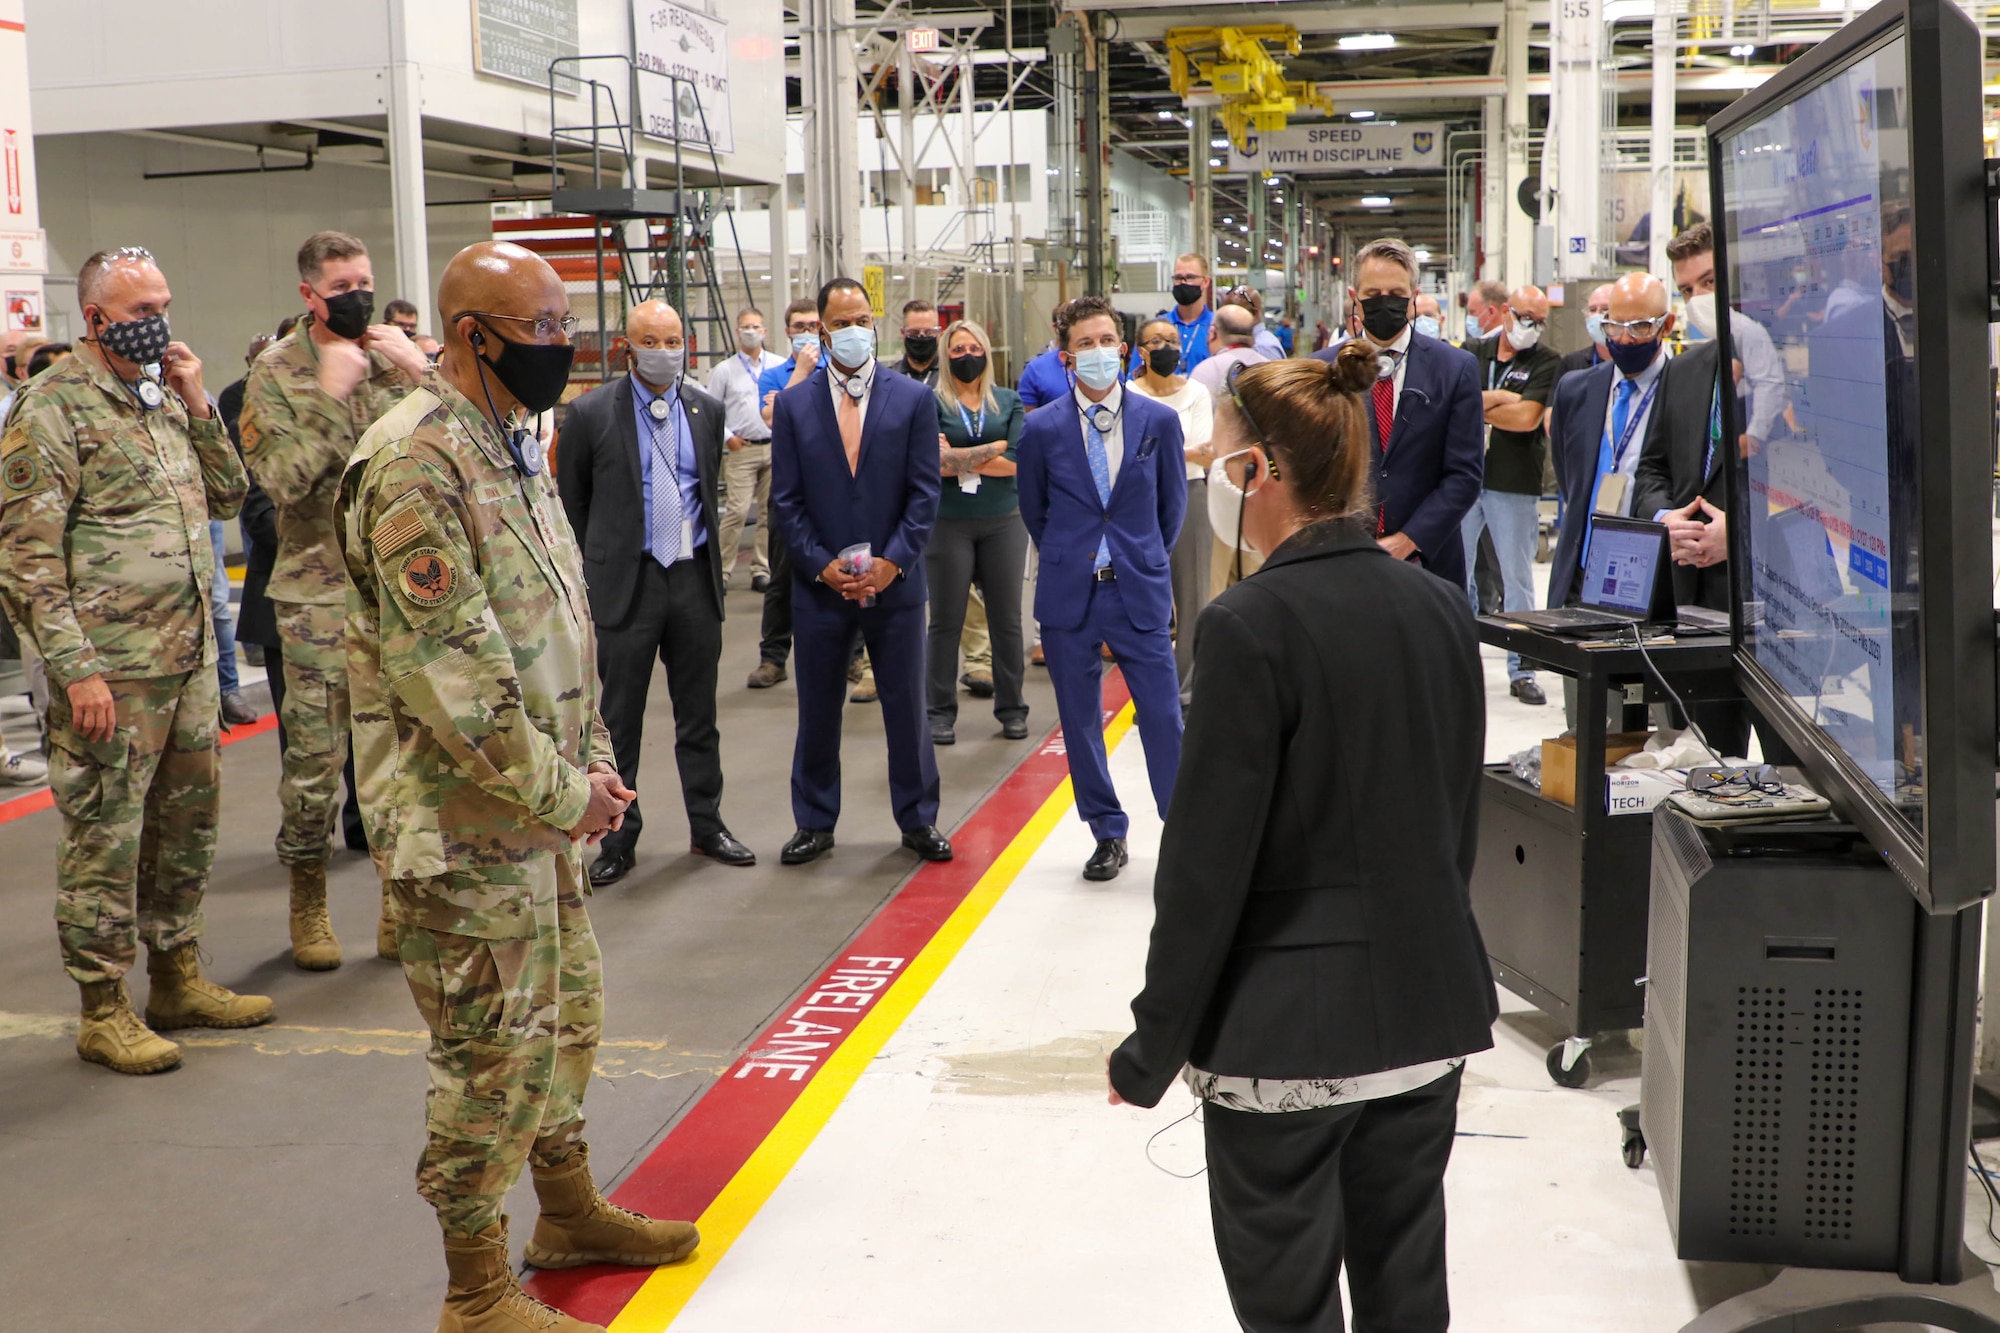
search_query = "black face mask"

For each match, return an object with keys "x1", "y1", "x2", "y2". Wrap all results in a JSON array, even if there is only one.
[
  {"x1": 949, "y1": 352, "x2": 987, "y2": 384},
  {"x1": 319, "y1": 288, "x2": 374, "y2": 341},
  {"x1": 95, "y1": 311, "x2": 173, "y2": 366},
  {"x1": 475, "y1": 323, "x2": 575, "y2": 415},
  {"x1": 1606, "y1": 337, "x2": 1661, "y2": 377},
  {"x1": 1172, "y1": 282, "x2": 1204, "y2": 308},
  {"x1": 1146, "y1": 345, "x2": 1181, "y2": 377},
  {"x1": 1359, "y1": 294, "x2": 1412, "y2": 343},
  {"x1": 1885, "y1": 254, "x2": 1914, "y2": 304},
  {"x1": 902, "y1": 332, "x2": 938, "y2": 364}
]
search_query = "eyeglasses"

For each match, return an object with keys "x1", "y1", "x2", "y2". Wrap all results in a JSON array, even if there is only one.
[
  {"x1": 1685, "y1": 764, "x2": 1786, "y2": 799},
  {"x1": 1509, "y1": 314, "x2": 1547, "y2": 329},
  {"x1": 463, "y1": 310, "x2": 580, "y2": 341},
  {"x1": 1222, "y1": 362, "x2": 1281, "y2": 480},
  {"x1": 1171, "y1": 272, "x2": 1206, "y2": 284},
  {"x1": 1601, "y1": 315, "x2": 1670, "y2": 341}
]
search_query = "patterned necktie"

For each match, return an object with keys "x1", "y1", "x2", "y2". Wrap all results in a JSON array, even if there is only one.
[
  {"x1": 1584, "y1": 375, "x2": 1640, "y2": 572},
  {"x1": 1372, "y1": 356, "x2": 1397, "y2": 534},
  {"x1": 1084, "y1": 411, "x2": 1113, "y2": 570},
  {"x1": 648, "y1": 395, "x2": 685, "y2": 565},
  {"x1": 838, "y1": 388, "x2": 863, "y2": 473}
]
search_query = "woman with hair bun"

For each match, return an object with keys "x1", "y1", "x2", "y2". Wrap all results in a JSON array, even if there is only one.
[{"x1": 1108, "y1": 340, "x2": 1495, "y2": 1333}]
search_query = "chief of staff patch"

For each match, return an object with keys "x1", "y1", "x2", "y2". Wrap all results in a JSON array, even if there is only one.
[{"x1": 399, "y1": 547, "x2": 456, "y2": 608}]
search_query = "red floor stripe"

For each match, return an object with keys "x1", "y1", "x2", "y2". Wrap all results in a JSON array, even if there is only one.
[
  {"x1": 529, "y1": 670, "x2": 1135, "y2": 1325},
  {"x1": 0, "y1": 711, "x2": 279, "y2": 826}
]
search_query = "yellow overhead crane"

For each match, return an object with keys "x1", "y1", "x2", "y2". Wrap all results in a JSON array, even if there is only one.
[{"x1": 1165, "y1": 25, "x2": 1334, "y2": 152}]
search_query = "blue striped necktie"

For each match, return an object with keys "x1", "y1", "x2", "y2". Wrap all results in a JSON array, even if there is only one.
[
  {"x1": 1084, "y1": 415, "x2": 1113, "y2": 570},
  {"x1": 648, "y1": 396, "x2": 685, "y2": 565}
]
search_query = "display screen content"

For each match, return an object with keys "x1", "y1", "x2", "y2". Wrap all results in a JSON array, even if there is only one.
[
  {"x1": 1720, "y1": 35, "x2": 1921, "y2": 831},
  {"x1": 1583, "y1": 524, "x2": 1662, "y2": 615}
]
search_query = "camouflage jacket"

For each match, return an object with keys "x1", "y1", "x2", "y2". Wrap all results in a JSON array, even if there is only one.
[
  {"x1": 239, "y1": 312, "x2": 414, "y2": 606},
  {"x1": 335, "y1": 373, "x2": 612, "y2": 925},
  {"x1": 0, "y1": 348, "x2": 246, "y2": 686}
]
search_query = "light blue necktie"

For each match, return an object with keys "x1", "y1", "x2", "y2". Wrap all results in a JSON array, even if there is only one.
[
  {"x1": 1584, "y1": 376, "x2": 1638, "y2": 572},
  {"x1": 648, "y1": 395, "x2": 685, "y2": 566},
  {"x1": 1084, "y1": 413, "x2": 1113, "y2": 571}
]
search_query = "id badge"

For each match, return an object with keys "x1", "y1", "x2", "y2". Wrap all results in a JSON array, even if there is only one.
[
  {"x1": 681, "y1": 518, "x2": 695, "y2": 556},
  {"x1": 1595, "y1": 473, "x2": 1628, "y2": 515},
  {"x1": 959, "y1": 475, "x2": 982, "y2": 494}
]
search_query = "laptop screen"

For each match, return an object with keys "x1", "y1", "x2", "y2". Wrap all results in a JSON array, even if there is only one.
[{"x1": 1582, "y1": 523, "x2": 1662, "y2": 615}]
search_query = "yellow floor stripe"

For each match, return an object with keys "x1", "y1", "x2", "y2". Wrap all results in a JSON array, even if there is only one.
[{"x1": 608, "y1": 703, "x2": 1139, "y2": 1332}]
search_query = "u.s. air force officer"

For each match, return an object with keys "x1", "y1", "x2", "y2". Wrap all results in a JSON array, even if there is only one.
[
  {"x1": 769, "y1": 277, "x2": 952, "y2": 866},
  {"x1": 1017, "y1": 295, "x2": 1186, "y2": 883}
]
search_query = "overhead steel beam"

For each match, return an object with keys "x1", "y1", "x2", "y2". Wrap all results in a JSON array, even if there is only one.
[{"x1": 1064, "y1": 2, "x2": 1548, "y2": 41}]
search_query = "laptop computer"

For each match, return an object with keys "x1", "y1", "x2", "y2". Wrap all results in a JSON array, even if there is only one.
[{"x1": 1505, "y1": 516, "x2": 1679, "y2": 633}]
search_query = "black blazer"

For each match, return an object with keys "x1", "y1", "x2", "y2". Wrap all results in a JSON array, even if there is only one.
[
  {"x1": 1632, "y1": 339, "x2": 1728, "y2": 611},
  {"x1": 557, "y1": 374, "x2": 728, "y2": 627},
  {"x1": 1545, "y1": 358, "x2": 1616, "y2": 610},
  {"x1": 1109, "y1": 519, "x2": 1496, "y2": 1108}
]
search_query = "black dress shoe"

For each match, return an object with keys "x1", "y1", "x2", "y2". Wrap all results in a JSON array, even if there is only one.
[
  {"x1": 1083, "y1": 838, "x2": 1129, "y2": 882},
  {"x1": 781, "y1": 828, "x2": 836, "y2": 865},
  {"x1": 901, "y1": 825, "x2": 954, "y2": 862},
  {"x1": 693, "y1": 830, "x2": 756, "y2": 866},
  {"x1": 1001, "y1": 718, "x2": 1029, "y2": 741},
  {"x1": 751, "y1": 574, "x2": 771, "y2": 593},
  {"x1": 931, "y1": 722, "x2": 956, "y2": 746},
  {"x1": 589, "y1": 848, "x2": 637, "y2": 886}
]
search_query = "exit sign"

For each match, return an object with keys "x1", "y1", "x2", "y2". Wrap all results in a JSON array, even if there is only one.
[{"x1": 907, "y1": 28, "x2": 940, "y2": 52}]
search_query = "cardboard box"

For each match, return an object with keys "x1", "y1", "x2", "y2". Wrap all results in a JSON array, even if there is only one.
[{"x1": 1541, "y1": 732, "x2": 1652, "y2": 808}]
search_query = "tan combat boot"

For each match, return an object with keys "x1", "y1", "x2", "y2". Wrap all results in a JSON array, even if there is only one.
[
  {"x1": 378, "y1": 887, "x2": 399, "y2": 961},
  {"x1": 439, "y1": 1219, "x2": 605, "y2": 1333},
  {"x1": 143, "y1": 945, "x2": 277, "y2": 1031},
  {"x1": 76, "y1": 980, "x2": 182, "y2": 1075},
  {"x1": 288, "y1": 861, "x2": 343, "y2": 971},
  {"x1": 523, "y1": 1145, "x2": 699, "y2": 1269}
]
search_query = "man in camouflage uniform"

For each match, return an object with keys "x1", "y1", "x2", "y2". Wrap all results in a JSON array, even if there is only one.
[
  {"x1": 0, "y1": 247, "x2": 274, "y2": 1075},
  {"x1": 336, "y1": 241, "x2": 697, "y2": 1333},
  {"x1": 240, "y1": 230, "x2": 425, "y2": 970}
]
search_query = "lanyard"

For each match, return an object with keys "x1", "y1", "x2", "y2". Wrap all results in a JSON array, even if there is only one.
[
  {"x1": 1606, "y1": 376, "x2": 1661, "y2": 472},
  {"x1": 645, "y1": 392, "x2": 681, "y2": 475},
  {"x1": 957, "y1": 402, "x2": 985, "y2": 441},
  {"x1": 1705, "y1": 380, "x2": 1722, "y2": 481}
]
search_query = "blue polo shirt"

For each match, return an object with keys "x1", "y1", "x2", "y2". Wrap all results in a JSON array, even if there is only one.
[
  {"x1": 631, "y1": 378, "x2": 705, "y2": 560},
  {"x1": 758, "y1": 357, "x2": 801, "y2": 406},
  {"x1": 1015, "y1": 345, "x2": 1071, "y2": 409}
]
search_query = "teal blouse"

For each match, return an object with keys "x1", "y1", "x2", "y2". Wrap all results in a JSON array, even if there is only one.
[{"x1": 934, "y1": 385, "x2": 1026, "y2": 520}]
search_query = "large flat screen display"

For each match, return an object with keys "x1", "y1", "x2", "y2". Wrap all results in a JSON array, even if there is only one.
[{"x1": 1718, "y1": 36, "x2": 1921, "y2": 833}]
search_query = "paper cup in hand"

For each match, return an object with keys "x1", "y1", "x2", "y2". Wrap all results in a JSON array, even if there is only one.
[{"x1": 838, "y1": 542, "x2": 876, "y2": 608}]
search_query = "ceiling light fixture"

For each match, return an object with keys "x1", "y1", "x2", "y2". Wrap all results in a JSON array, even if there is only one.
[
  {"x1": 1361, "y1": 195, "x2": 1392, "y2": 208},
  {"x1": 1349, "y1": 109, "x2": 1377, "y2": 120},
  {"x1": 1339, "y1": 33, "x2": 1397, "y2": 50}
]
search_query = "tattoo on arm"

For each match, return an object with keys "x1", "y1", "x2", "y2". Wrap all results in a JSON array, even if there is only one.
[{"x1": 941, "y1": 442, "x2": 1005, "y2": 476}]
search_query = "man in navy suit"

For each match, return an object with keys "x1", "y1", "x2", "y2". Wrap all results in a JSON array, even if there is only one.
[
  {"x1": 1017, "y1": 295, "x2": 1186, "y2": 882},
  {"x1": 1311, "y1": 237, "x2": 1483, "y2": 587},
  {"x1": 1546, "y1": 272, "x2": 1675, "y2": 612},
  {"x1": 769, "y1": 277, "x2": 951, "y2": 866}
]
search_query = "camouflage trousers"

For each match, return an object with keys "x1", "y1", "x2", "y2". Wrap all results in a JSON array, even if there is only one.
[
  {"x1": 47, "y1": 669, "x2": 219, "y2": 985},
  {"x1": 394, "y1": 849, "x2": 604, "y2": 1238},
  {"x1": 273, "y1": 599, "x2": 350, "y2": 865}
]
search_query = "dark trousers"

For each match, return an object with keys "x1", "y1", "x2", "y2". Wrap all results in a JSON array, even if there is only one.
[
  {"x1": 1041, "y1": 577, "x2": 1182, "y2": 842},
  {"x1": 760, "y1": 530, "x2": 793, "y2": 666},
  {"x1": 924, "y1": 513, "x2": 1029, "y2": 727},
  {"x1": 790, "y1": 583, "x2": 938, "y2": 832},
  {"x1": 594, "y1": 546, "x2": 726, "y2": 855},
  {"x1": 1204, "y1": 1065, "x2": 1462, "y2": 1333},
  {"x1": 265, "y1": 641, "x2": 364, "y2": 850}
]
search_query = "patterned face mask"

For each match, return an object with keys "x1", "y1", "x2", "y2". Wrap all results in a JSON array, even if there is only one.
[{"x1": 96, "y1": 311, "x2": 171, "y2": 365}]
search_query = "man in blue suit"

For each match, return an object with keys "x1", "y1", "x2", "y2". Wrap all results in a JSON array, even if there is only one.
[
  {"x1": 1311, "y1": 237, "x2": 1483, "y2": 587},
  {"x1": 1546, "y1": 272, "x2": 1674, "y2": 611},
  {"x1": 1017, "y1": 295, "x2": 1186, "y2": 882},
  {"x1": 769, "y1": 277, "x2": 951, "y2": 866}
]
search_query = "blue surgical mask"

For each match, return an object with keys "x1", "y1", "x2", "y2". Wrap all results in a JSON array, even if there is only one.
[
  {"x1": 1585, "y1": 312, "x2": 1607, "y2": 347},
  {"x1": 826, "y1": 324, "x2": 876, "y2": 369},
  {"x1": 1072, "y1": 346, "x2": 1122, "y2": 392},
  {"x1": 1413, "y1": 314, "x2": 1441, "y2": 340},
  {"x1": 1464, "y1": 311, "x2": 1485, "y2": 338},
  {"x1": 791, "y1": 332, "x2": 817, "y2": 355}
]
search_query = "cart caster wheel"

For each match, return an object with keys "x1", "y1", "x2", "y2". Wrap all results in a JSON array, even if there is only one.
[
  {"x1": 1623, "y1": 1131, "x2": 1648, "y2": 1169},
  {"x1": 1546, "y1": 1042, "x2": 1591, "y2": 1088}
]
